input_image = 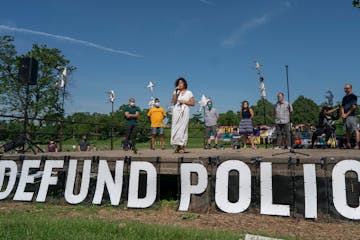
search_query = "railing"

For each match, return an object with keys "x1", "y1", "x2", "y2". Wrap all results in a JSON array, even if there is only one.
[
  {"x1": 0, "y1": 114, "x2": 208, "y2": 153},
  {"x1": 1, "y1": 114, "x2": 350, "y2": 153}
]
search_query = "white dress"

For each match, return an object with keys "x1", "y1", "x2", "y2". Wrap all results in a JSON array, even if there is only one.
[{"x1": 171, "y1": 90, "x2": 193, "y2": 146}]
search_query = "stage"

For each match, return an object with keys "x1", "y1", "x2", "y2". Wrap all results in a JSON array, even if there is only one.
[
  {"x1": 1, "y1": 147, "x2": 360, "y2": 220},
  {"x1": 1, "y1": 148, "x2": 359, "y2": 174}
]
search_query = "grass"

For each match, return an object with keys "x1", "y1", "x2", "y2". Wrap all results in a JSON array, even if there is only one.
[
  {"x1": 0, "y1": 203, "x2": 244, "y2": 240},
  {"x1": 40, "y1": 127, "x2": 208, "y2": 151},
  {"x1": 43, "y1": 127, "x2": 269, "y2": 151}
]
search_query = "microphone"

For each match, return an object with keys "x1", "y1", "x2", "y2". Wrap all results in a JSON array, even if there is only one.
[{"x1": 175, "y1": 87, "x2": 180, "y2": 95}]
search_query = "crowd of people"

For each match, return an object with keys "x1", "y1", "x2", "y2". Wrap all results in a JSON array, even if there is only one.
[{"x1": 46, "y1": 80, "x2": 359, "y2": 154}]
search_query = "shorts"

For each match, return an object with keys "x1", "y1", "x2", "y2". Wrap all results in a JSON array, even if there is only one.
[
  {"x1": 205, "y1": 125, "x2": 217, "y2": 138},
  {"x1": 151, "y1": 127, "x2": 164, "y2": 135},
  {"x1": 343, "y1": 116, "x2": 359, "y2": 132}
]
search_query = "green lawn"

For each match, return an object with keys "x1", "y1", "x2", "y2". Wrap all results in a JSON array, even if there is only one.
[
  {"x1": 54, "y1": 127, "x2": 208, "y2": 151},
  {"x1": 0, "y1": 204, "x2": 244, "y2": 240}
]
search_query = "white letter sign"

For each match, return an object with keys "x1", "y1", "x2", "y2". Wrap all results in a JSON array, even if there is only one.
[
  {"x1": 179, "y1": 163, "x2": 208, "y2": 211},
  {"x1": 215, "y1": 160, "x2": 251, "y2": 213}
]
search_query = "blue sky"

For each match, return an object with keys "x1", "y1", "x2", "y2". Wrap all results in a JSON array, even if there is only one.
[{"x1": 0, "y1": 0, "x2": 359, "y2": 115}]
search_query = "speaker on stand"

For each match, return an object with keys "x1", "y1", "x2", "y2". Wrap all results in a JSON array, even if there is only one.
[
  {"x1": 18, "y1": 57, "x2": 38, "y2": 85},
  {"x1": 17, "y1": 57, "x2": 42, "y2": 154}
]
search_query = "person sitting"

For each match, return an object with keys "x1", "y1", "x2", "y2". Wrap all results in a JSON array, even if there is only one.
[
  {"x1": 311, "y1": 105, "x2": 339, "y2": 148},
  {"x1": 77, "y1": 135, "x2": 90, "y2": 151},
  {"x1": 47, "y1": 140, "x2": 58, "y2": 152}
]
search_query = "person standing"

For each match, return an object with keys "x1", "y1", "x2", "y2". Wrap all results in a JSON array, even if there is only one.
[
  {"x1": 341, "y1": 84, "x2": 359, "y2": 149},
  {"x1": 124, "y1": 98, "x2": 141, "y2": 153},
  {"x1": 204, "y1": 100, "x2": 219, "y2": 149},
  {"x1": 147, "y1": 98, "x2": 166, "y2": 150},
  {"x1": 274, "y1": 92, "x2": 293, "y2": 149},
  {"x1": 238, "y1": 100, "x2": 256, "y2": 149},
  {"x1": 171, "y1": 77, "x2": 195, "y2": 153}
]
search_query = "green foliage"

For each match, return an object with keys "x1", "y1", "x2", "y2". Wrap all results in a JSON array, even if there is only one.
[
  {"x1": 218, "y1": 110, "x2": 240, "y2": 126},
  {"x1": 252, "y1": 98, "x2": 275, "y2": 125},
  {"x1": 180, "y1": 213, "x2": 200, "y2": 220},
  {"x1": 291, "y1": 95, "x2": 320, "y2": 125},
  {"x1": 190, "y1": 112, "x2": 204, "y2": 127},
  {"x1": 0, "y1": 35, "x2": 75, "y2": 139},
  {"x1": 160, "y1": 199, "x2": 178, "y2": 209}
]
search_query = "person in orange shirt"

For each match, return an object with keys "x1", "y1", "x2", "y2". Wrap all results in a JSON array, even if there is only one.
[{"x1": 147, "y1": 98, "x2": 167, "y2": 150}]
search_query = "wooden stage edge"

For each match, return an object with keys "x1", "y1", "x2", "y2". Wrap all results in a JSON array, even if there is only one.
[
  {"x1": 1, "y1": 148, "x2": 360, "y2": 161},
  {"x1": 1, "y1": 148, "x2": 360, "y2": 174}
]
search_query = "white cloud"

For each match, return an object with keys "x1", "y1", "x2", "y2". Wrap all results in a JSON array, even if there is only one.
[
  {"x1": 221, "y1": 1, "x2": 293, "y2": 48},
  {"x1": 281, "y1": 1, "x2": 292, "y2": 9},
  {"x1": 199, "y1": 0, "x2": 215, "y2": 6},
  {"x1": 221, "y1": 14, "x2": 269, "y2": 48},
  {"x1": 0, "y1": 24, "x2": 143, "y2": 58}
]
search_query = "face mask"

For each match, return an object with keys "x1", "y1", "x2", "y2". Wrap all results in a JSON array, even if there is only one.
[
  {"x1": 130, "y1": 102, "x2": 135, "y2": 107},
  {"x1": 207, "y1": 105, "x2": 213, "y2": 109},
  {"x1": 154, "y1": 102, "x2": 160, "y2": 107}
]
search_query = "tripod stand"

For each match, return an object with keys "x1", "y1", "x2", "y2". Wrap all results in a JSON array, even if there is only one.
[
  {"x1": 272, "y1": 65, "x2": 309, "y2": 157},
  {"x1": 19, "y1": 57, "x2": 43, "y2": 155},
  {"x1": 1, "y1": 131, "x2": 42, "y2": 155},
  {"x1": 17, "y1": 136, "x2": 43, "y2": 154}
]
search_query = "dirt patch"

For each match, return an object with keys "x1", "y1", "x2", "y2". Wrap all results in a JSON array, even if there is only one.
[
  {"x1": 93, "y1": 208, "x2": 360, "y2": 240},
  {"x1": 1, "y1": 202, "x2": 359, "y2": 240}
]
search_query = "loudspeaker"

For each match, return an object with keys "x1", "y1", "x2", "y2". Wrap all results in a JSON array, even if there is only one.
[{"x1": 18, "y1": 57, "x2": 38, "y2": 85}]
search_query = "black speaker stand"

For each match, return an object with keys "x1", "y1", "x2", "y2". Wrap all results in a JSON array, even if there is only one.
[{"x1": 19, "y1": 137, "x2": 44, "y2": 155}]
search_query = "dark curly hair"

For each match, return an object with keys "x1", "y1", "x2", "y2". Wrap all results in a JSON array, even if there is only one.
[
  {"x1": 175, "y1": 77, "x2": 188, "y2": 89},
  {"x1": 241, "y1": 100, "x2": 250, "y2": 112}
]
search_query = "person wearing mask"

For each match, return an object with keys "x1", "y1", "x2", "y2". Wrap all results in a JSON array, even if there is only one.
[
  {"x1": 77, "y1": 135, "x2": 90, "y2": 151},
  {"x1": 147, "y1": 98, "x2": 166, "y2": 150},
  {"x1": 124, "y1": 98, "x2": 141, "y2": 153},
  {"x1": 47, "y1": 140, "x2": 58, "y2": 152},
  {"x1": 204, "y1": 100, "x2": 219, "y2": 149}
]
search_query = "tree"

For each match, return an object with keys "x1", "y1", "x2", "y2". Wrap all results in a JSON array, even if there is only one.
[
  {"x1": 218, "y1": 110, "x2": 239, "y2": 126},
  {"x1": 189, "y1": 112, "x2": 204, "y2": 127},
  {"x1": 291, "y1": 96, "x2": 320, "y2": 125},
  {"x1": 0, "y1": 36, "x2": 76, "y2": 140},
  {"x1": 252, "y1": 98, "x2": 275, "y2": 125},
  {"x1": 0, "y1": 36, "x2": 17, "y2": 115}
]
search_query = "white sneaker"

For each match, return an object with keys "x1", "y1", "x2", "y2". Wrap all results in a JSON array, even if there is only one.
[{"x1": 274, "y1": 146, "x2": 281, "y2": 150}]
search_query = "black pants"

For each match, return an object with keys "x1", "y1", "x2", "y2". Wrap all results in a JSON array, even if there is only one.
[{"x1": 125, "y1": 124, "x2": 137, "y2": 147}]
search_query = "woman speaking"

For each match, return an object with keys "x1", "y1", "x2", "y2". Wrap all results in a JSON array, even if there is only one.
[{"x1": 171, "y1": 77, "x2": 195, "y2": 153}]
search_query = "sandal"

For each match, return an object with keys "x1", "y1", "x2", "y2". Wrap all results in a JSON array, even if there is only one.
[
  {"x1": 178, "y1": 146, "x2": 185, "y2": 154},
  {"x1": 174, "y1": 145, "x2": 180, "y2": 153}
]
